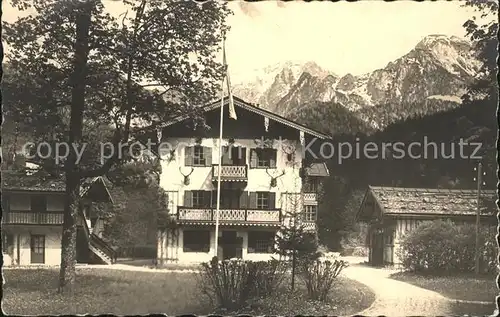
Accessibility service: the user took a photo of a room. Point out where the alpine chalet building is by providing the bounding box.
[156,96,330,264]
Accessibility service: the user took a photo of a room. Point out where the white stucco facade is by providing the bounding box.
[2,193,65,266]
[157,136,319,264]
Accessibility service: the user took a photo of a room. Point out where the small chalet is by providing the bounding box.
[356,186,497,266]
[2,171,118,266]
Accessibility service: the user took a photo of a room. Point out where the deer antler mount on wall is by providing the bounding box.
[179,167,194,185]
[266,168,286,188]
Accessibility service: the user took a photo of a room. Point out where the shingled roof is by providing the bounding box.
[1,171,115,203]
[2,171,66,192]
[305,162,329,177]
[360,186,498,218]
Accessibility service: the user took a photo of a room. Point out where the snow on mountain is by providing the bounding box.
[231,61,334,109]
[231,34,481,129]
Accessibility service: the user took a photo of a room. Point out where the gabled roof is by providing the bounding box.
[2,171,115,203]
[305,162,329,177]
[358,185,498,219]
[163,96,331,139]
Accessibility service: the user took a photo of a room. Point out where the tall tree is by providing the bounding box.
[4,0,231,291]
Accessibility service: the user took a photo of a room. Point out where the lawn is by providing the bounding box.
[390,271,497,303]
[2,267,375,315]
[2,268,209,315]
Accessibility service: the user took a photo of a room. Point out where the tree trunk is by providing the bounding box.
[58,1,93,293]
[291,250,296,291]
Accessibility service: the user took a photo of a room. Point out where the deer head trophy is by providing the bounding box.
[282,143,296,163]
[266,168,286,188]
[179,166,194,185]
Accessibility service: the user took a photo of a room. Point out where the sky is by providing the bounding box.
[2,0,477,79]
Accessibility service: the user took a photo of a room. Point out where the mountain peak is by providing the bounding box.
[415,34,470,51]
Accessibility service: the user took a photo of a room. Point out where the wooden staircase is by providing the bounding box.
[89,233,116,264]
[80,211,116,265]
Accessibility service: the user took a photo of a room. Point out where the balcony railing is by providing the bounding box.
[303,192,317,201]
[2,212,64,225]
[212,164,247,181]
[177,207,281,224]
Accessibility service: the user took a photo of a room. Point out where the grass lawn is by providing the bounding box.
[2,268,209,315]
[2,267,374,315]
[390,271,497,303]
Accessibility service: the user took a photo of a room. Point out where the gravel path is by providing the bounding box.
[342,263,452,316]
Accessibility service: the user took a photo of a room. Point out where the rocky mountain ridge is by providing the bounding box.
[231,34,481,131]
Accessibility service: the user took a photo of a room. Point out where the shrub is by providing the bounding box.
[197,257,287,311]
[299,259,348,301]
[397,220,497,274]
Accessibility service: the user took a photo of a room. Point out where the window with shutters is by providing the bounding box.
[192,191,207,208]
[251,148,276,168]
[183,230,210,252]
[193,146,206,166]
[248,231,275,253]
[256,192,269,209]
[304,205,317,222]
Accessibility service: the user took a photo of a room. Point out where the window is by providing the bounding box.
[30,196,47,212]
[256,192,269,209]
[248,231,275,253]
[2,232,13,254]
[304,178,319,192]
[304,205,317,222]
[250,148,277,168]
[192,191,210,208]
[213,190,242,209]
[183,230,210,252]
[30,235,45,264]
[193,146,206,166]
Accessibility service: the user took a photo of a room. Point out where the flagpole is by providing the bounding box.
[214,39,226,258]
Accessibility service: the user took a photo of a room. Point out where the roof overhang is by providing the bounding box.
[162,96,331,140]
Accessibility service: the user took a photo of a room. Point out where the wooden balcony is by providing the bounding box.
[212,164,247,182]
[2,212,64,225]
[303,192,317,205]
[177,207,281,225]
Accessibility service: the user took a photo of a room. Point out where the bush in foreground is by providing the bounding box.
[196,257,287,311]
[397,220,497,274]
[300,258,348,301]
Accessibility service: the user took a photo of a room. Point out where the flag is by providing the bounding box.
[264,117,269,132]
[223,43,237,120]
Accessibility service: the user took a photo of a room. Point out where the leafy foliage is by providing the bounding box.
[397,220,497,274]
[197,257,287,311]
[299,259,349,301]
[3,0,231,176]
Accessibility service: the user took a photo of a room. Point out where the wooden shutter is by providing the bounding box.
[248,192,257,209]
[183,191,193,207]
[204,147,212,166]
[221,146,230,165]
[269,192,276,209]
[239,191,248,208]
[184,147,193,166]
[269,150,277,168]
[250,149,257,168]
[203,191,212,207]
